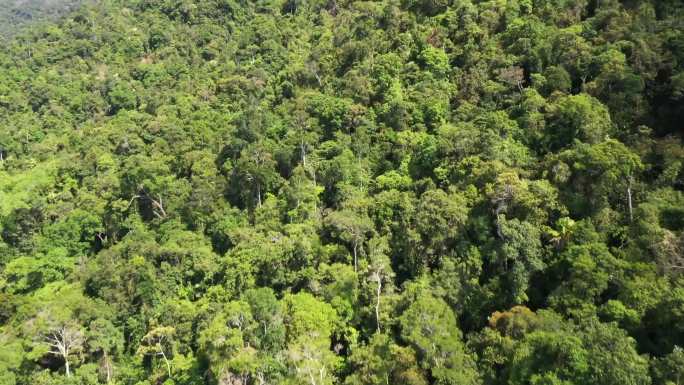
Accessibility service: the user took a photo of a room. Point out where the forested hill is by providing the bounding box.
[1,0,684,384]
[0,0,85,39]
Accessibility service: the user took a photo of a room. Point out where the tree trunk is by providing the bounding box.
[104,351,112,383]
[257,183,262,207]
[627,177,634,222]
[301,140,307,167]
[353,242,358,272]
[161,350,171,378]
[375,273,382,333]
[495,211,504,240]
[313,70,322,87]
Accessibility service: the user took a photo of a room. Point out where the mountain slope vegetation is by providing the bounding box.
[0,0,85,39]
[0,0,683,384]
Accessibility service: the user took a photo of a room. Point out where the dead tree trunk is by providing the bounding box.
[45,325,84,378]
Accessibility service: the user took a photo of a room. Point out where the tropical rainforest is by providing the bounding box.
[0,0,683,384]
[0,0,86,39]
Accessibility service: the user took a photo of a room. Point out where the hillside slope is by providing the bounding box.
[0,0,84,39]
[0,0,683,384]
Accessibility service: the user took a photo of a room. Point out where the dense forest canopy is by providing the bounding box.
[0,0,683,384]
[0,0,85,39]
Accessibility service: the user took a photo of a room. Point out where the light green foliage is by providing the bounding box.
[198,300,254,380]
[651,346,684,385]
[400,294,481,385]
[0,161,57,216]
[283,292,339,343]
[283,293,342,385]
[546,94,613,150]
[419,46,450,78]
